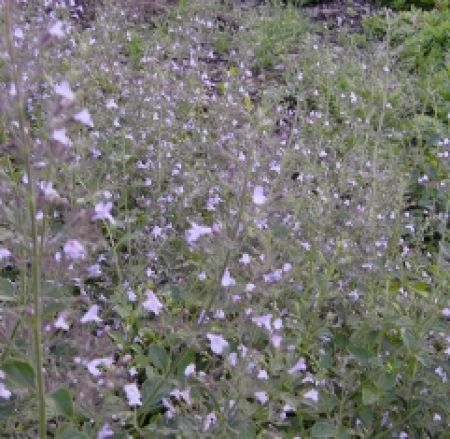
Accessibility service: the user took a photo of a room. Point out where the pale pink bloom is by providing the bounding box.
[74,108,94,127]
[206,333,228,355]
[54,312,70,331]
[63,239,86,260]
[53,128,72,146]
[142,290,163,315]
[253,185,266,205]
[54,81,74,101]
[254,391,268,404]
[221,269,236,287]
[123,383,142,406]
[185,222,212,244]
[303,388,319,402]
[92,201,115,224]
[80,304,102,324]
[289,358,307,375]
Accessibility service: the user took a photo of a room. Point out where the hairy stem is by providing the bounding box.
[4,1,46,437]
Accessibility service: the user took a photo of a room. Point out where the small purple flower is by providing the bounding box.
[92,201,115,224]
[63,239,86,260]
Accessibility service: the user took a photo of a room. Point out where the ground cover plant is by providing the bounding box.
[0,0,448,437]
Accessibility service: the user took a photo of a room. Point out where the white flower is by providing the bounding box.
[0,247,12,261]
[245,283,256,292]
[170,388,191,405]
[92,201,115,224]
[221,269,236,287]
[48,21,65,38]
[442,308,450,318]
[63,239,86,260]
[263,269,283,283]
[97,423,114,439]
[74,108,94,127]
[127,289,137,302]
[185,222,212,244]
[53,128,72,146]
[206,333,228,355]
[54,81,74,101]
[253,185,266,205]
[251,314,272,331]
[271,334,282,348]
[123,383,142,407]
[86,357,113,377]
[184,363,196,377]
[87,264,102,277]
[0,383,12,400]
[273,318,283,330]
[258,369,269,380]
[289,358,307,375]
[54,312,70,331]
[39,181,60,201]
[254,391,268,404]
[203,412,217,432]
[80,304,102,324]
[197,271,207,281]
[105,99,118,110]
[303,388,319,402]
[162,397,176,419]
[142,290,163,315]
[239,253,251,265]
[227,352,238,366]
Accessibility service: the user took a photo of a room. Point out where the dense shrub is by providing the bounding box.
[0,1,448,437]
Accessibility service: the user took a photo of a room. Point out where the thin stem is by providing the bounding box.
[4,2,46,437]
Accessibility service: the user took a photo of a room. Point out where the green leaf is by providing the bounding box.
[2,360,35,389]
[362,386,379,405]
[0,400,15,420]
[43,302,66,318]
[311,421,336,437]
[50,387,74,418]
[348,346,372,367]
[147,344,170,372]
[0,278,15,302]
